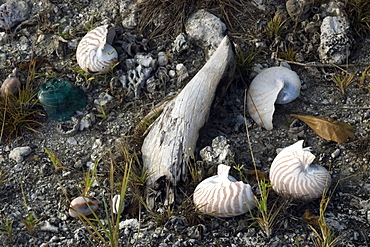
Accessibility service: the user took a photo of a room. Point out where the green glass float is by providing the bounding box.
[37,78,87,121]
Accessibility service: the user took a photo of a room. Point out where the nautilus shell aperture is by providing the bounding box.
[76,25,118,74]
[247,66,301,130]
[269,140,331,200]
[193,164,255,217]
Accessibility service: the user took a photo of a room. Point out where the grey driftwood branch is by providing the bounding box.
[141,36,236,209]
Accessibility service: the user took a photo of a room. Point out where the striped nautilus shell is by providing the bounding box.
[76,25,118,74]
[269,140,331,200]
[193,164,255,217]
[247,66,301,130]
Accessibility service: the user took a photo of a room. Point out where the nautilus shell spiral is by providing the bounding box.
[269,140,331,200]
[193,164,255,217]
[247,66,301,130]
[76,25,118,74]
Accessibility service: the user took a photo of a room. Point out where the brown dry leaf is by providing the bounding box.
[245,169,270,181]
[302,209,320,227]
[290,114,355,143]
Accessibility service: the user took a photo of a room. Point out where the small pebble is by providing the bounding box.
[331,148,340,158]
[9,146,32,163]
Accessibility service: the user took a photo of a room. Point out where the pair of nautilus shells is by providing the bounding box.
[76,25,118,74]
[193,141,331,217]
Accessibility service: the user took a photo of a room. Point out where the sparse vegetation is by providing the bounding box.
[279,46,297,61]
[267,10,288,38]
[0,84,42,142]
[75,143,132,247]
[44,147,67,171]
[235,46,262,75]
[305,189,341,247]
[332,70,355,94]
[19,213,41,234]
[360,64,370,91]
[0,168,7,187]
[82,154,105,197]
[188,161,204,185]
[0,216,13,241]
[345,0,370,37]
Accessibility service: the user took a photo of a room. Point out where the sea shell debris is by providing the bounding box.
[112,194,124,214]
[1,76,21,97]
[76,25,118,74]
[269,140,331,200]
[193,164,255,217]
[247,66,301,130]
[69,196,99,218]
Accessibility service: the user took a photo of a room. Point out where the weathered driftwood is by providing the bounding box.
[141,36,235,208]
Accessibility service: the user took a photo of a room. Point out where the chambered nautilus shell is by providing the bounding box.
[193,164,255,217]
[247,66,301,130]
[269,140,331,200]
[76,25,118,74]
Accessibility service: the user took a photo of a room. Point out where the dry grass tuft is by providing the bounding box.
[136,0,256,41]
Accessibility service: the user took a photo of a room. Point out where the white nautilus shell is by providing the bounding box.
[269,140,331,200]
[193,164,255,217]
[76,25,118,74]
[247,66,301,130]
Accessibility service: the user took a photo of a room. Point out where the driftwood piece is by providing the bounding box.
[141,36,235,208]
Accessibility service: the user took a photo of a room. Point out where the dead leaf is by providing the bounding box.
[245,169,270,181]
[290,114,355,143]
[302,209,320,226]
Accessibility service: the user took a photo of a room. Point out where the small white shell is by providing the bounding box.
[112,194,124,214]
[76,25,118,74]
[1,76,21,97]
[69,196,99,218]
[269,140,331,200]
[247,66,301,130]
[193,164,255,217]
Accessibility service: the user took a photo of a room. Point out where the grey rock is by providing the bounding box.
[66,137,78,145]
[321,0,344,17]
[9,146,32,163]
[135,54,156,68]
[200,136,234,165]
[172,33,189,53]
[120,0,139,29]
[0,0,31,29]
[186,9,226,57]
[175,63,188,86]
[157,51,168,66]
[145,76,158,93]
[164,216,187,231]
[318,15,351,64]
[79,113,96,131]
[94,92,114,106]
[252,0,266,11]
[119,218,140,231]
[39,221,59,233]
[286,0,311,22]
